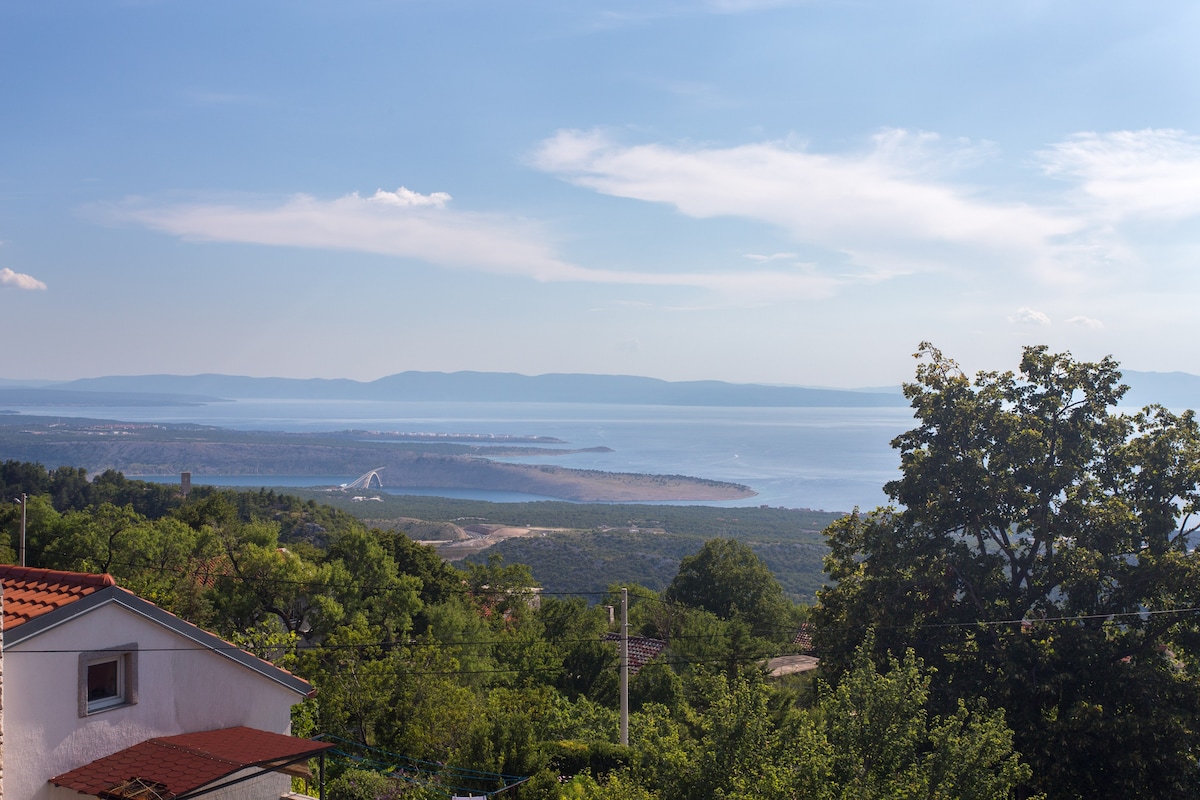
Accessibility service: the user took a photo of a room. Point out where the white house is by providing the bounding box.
[0,565,331,800]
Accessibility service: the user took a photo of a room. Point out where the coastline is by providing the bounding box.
[0,416,756,503]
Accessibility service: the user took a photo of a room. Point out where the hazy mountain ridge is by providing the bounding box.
[3,368,1199,410]
[53,371,910,407]
[1117,370,1200,409]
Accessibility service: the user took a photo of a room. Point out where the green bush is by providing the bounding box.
[325,769,392,800]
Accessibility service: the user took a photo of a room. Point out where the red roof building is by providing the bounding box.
[0,565,321,800]
[603,633,668,675]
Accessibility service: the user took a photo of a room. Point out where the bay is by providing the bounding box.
[15,400,916,512]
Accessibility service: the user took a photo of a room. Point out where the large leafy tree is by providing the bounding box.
[814,343,1200,799]
[784,639,1030,800]
[665,538,792,639]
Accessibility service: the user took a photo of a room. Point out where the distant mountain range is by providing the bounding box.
[1118,371,1200,409]
[0,368,1198,410]
[2,372,910,408]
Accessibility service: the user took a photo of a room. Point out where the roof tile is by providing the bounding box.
[50,727,335,797]
[0,565,116,631]
[603,633,667,675]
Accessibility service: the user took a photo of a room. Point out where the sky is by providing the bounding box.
[4,0,1200,386]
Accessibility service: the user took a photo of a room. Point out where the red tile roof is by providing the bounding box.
[603,633,667,675]
[0,565,116,631]
[792,623,814,652]
[50,726,335,798]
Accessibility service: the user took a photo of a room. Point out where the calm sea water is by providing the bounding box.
[22,400,915,512]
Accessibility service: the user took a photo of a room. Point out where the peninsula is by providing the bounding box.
[0,415,755,503]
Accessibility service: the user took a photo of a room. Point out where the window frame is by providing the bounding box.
[79,643,138,717]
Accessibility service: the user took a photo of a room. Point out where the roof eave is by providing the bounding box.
[4,586,313,697]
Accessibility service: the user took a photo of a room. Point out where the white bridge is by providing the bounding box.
[341,468,385,490]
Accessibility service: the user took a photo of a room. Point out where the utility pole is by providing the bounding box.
[620,587,629,746]
[15,492,27,567]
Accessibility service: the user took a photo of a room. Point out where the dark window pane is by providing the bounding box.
[88,659,119,701]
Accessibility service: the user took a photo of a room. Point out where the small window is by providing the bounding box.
[87,657,123,710]
[79,644,138,716]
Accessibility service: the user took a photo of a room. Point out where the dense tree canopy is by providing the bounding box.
[664,538,793,639]
[815,343,1200,800]
[1,457,1036,799]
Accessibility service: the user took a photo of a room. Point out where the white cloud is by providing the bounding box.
[533,128,1083,280]
[111,190,846,298]
[115,190,588,281]
[0,268,47,290]
[1009,307,1051,325]
[112,126,1200,309]
[369,187,452,208]
[1066,315,1103,328]
[1040,129,1200,221]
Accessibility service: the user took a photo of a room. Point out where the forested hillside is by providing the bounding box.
[0,459,1027,799]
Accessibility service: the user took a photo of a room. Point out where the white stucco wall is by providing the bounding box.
[4,600,305,800]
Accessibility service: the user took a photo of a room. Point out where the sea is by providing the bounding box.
[20,400,917,513]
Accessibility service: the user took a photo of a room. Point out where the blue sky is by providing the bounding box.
[4,0,1200,386]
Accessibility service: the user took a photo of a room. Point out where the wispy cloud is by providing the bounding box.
[0,268,47,291]
[534,126,1200,291]
[114,188,592,281]
[1066,315,1103,328]
[1041,129,1200,221]
[109,188,845,298]
[1009,307,1051,325]
[533,128,1083,280]
[110,126,1200,307]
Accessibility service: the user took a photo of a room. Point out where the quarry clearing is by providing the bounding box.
[425,522,576,560]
